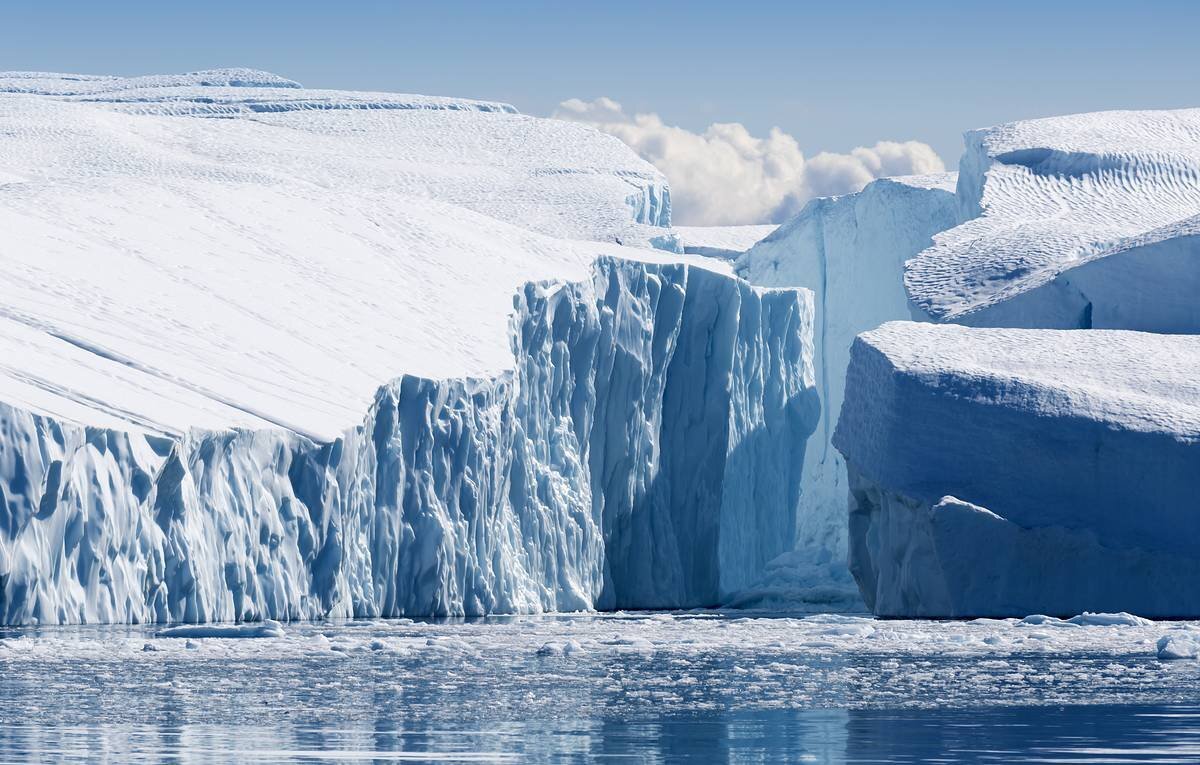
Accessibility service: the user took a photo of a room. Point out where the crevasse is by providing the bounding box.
[0,257,816,625]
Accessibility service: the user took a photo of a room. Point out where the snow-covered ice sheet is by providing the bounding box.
[0,68,677,438]
[907,108,1200,330]
[0,70,818,624]
[731,174,957,608]
[834,321,1200,617]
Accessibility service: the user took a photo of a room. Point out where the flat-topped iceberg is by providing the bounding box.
[0,71,816,624]
[834,321,1200,618]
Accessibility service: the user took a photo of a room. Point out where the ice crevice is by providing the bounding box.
[0,256,816,625]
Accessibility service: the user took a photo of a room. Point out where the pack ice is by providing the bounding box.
[831,109,1200,617]
[0,70,817,625]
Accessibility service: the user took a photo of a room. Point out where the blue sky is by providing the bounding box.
[4,1,1198,171]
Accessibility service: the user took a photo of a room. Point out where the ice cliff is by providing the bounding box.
[0,71,816,624]
[734,174,958,604]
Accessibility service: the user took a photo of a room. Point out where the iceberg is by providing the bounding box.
[0,71,817,624]
[907,109,1200,331]
[733,174,957,600]
[834,321,1200,618]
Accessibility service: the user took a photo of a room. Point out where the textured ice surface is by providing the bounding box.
[834,321,1200,617]
[0,256,816,625]
[907,108,1200,330]
[733,174,957,607]
[0,71,817,624]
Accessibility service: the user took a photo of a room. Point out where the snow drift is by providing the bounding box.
[907,109,1200,331]
[0,71,817,624]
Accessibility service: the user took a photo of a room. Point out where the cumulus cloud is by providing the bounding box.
[554,97,945,226]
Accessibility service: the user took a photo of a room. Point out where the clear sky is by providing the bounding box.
[4,0,1199,178]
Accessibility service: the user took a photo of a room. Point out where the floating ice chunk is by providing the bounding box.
[1067,613,1154,627]
[156,620,285,639]
[1019,615,1080,628]
[1157,634,1200,661]
[537,641,566,656]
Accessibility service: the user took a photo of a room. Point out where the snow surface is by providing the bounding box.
[733,174,957,606]
[0,70,818,624]
[907,108,1200,329]
[834,321,1200,617]
[0,69,680,439]
[673,224,778,259]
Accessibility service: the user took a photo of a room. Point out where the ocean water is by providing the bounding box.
[3,613,1199,762]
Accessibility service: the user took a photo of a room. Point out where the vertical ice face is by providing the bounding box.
[0,258,816,625]
[733,175,957,603]
[833,322,1200,618]
[832,108,1200,617]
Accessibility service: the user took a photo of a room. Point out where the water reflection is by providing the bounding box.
[5,706,1200,762]
[4,616,1200,762]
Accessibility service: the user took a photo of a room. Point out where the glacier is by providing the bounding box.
[0,70,817,624]
[733,174,958,603]
[834,322,1200,618]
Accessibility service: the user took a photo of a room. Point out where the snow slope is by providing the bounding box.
[907,109,1200,330]
[834,321,1200,618]
[0,70,817,624]
[0,69,680,440]
[733,174,957,604]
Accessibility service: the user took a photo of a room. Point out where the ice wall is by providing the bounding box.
[0,258,816,625]
[834,322,1200,618]
[733,175,957,601]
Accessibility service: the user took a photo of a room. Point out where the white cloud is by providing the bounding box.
[553,98,946,226]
